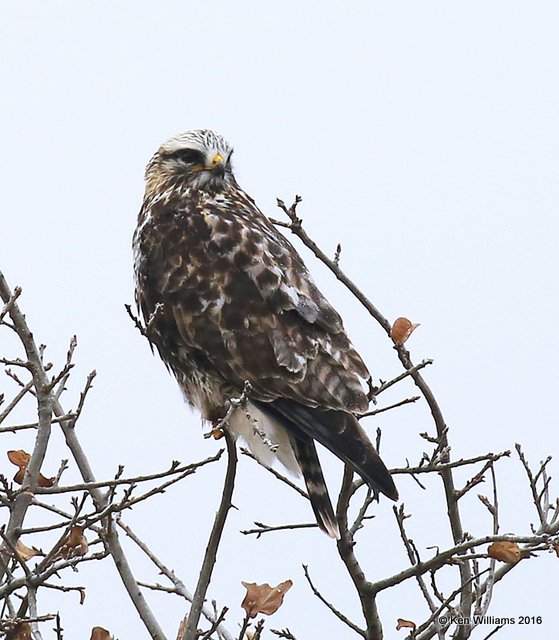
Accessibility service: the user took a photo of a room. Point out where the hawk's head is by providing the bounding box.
[145,129,236,195]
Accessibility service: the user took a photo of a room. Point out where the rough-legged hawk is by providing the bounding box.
[133,129,398,537]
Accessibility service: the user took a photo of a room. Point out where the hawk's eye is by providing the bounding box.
[172,149,205,165]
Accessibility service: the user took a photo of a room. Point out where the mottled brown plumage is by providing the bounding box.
[133,129,397,537]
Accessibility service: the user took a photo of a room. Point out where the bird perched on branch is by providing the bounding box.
[133,129,397,538]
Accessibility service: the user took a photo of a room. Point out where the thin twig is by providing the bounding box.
[241,522,317,537]
[184,429,238,640]
[360,395,420,417]
[302,563,364,636]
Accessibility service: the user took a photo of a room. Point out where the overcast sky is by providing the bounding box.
[1,2,558,638]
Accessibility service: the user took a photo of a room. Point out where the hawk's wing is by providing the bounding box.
[140,189,371,415]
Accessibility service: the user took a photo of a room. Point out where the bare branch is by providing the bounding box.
[359,395,420,418]
[302,563,364,636]
[241,522,317,537]
[184,429,238,640]
[0,271,167,640]
[118,519,234,640]
[240,448,308,500]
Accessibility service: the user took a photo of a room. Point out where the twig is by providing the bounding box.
[0,286,21,323]
[36,454,222,495]
[473,466,499,622]
[51,335,77,400]
[0,380,35,425]
[236,612,251,640]
[184,429,238,640]
[125,302,164,341]
[0,413,76,434]
[199,607,229,640]
[302,563,364,636]
[240,448,308,500]
[516,444,549,530]
[271,629,298,640]
[390,451,511,477]
[480,624,505,640]
[393,504,438,616]
[360,395,420,417]
[370,531,558,596]
[412,569,490,639]
[0,271,167,640]
[69,370,96,427]
[336,465,378,639]
[372,361,433,397]
[118,519,234,640]
[241,522,317,537]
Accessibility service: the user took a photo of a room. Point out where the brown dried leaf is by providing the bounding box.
[8,449,30,485]
[241,580,293,618]
[90,627,112,640]
[15,540,43,561]
[8,449,31,468]
[6,622,31,640]
[7,449,55,487]
[37,472,55,487]
[391,317,420,346]
[58,525,88,559]
[488,541,521,564]
[396,618,417,631]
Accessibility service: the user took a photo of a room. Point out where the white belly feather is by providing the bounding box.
[228,401,301,477]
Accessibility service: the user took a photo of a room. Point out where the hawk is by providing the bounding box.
[133,129,398,538]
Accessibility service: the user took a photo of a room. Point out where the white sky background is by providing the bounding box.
[1,1,558,638]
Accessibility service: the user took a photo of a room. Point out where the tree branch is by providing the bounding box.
[183,429,238,640]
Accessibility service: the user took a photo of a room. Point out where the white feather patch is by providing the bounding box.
[228,401,300,476]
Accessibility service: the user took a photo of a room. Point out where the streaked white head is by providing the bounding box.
[145,129,236,193]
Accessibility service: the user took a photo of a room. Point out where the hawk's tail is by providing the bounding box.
[256,398,398,502]
[290,434,340,539]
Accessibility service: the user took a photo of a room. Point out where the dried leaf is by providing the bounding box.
[15,540,43,561]
[90,627,112,640]
[488,541,521,564]
[58,525,88,559]
[7,449,55,487]
[8,449,30,484]
[6,622,31,640]
[391,317,420,346]
[241,580,293,618]
[8,449,31,468]
[396,618,417,631]
[37,472,55,488]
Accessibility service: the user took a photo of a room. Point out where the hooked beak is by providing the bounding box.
[208,153,225,177]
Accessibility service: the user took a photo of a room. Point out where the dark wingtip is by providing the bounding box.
[383,481,399,502]
[361,452,399,501]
